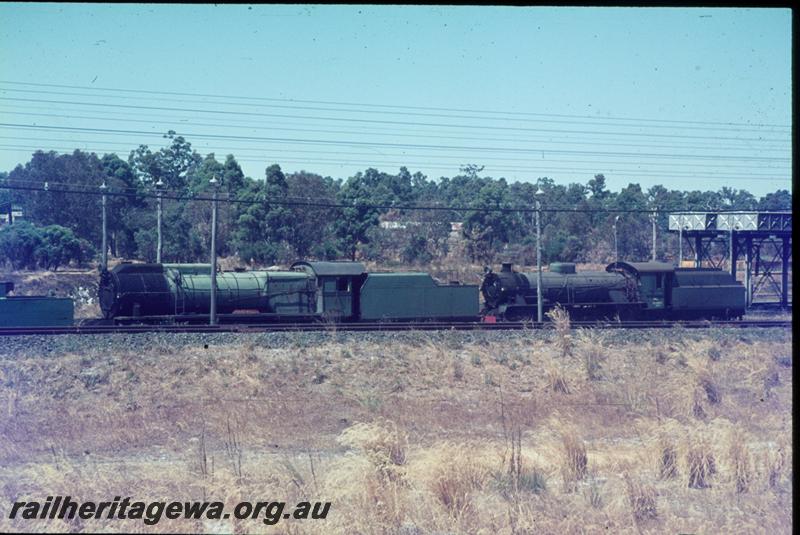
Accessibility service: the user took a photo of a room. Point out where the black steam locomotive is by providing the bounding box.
[480,261,746,320]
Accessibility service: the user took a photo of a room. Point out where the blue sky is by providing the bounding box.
[0,4,791,197]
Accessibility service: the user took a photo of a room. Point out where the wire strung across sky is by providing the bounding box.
[1,108,790,152]
[0,99,789,144]
[0,80,790,192]
[0,145,786,182]
[0,179,782,215]
[0,123,789,162]
[0,80,791,129]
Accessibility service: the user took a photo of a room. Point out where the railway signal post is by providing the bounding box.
[209,175,219,326]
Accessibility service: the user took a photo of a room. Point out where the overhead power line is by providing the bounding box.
[0,123,790,162]
[0,136,791,171]
[0,87,790,134]
[0,79,790,129]
[0,97,790,143]
[0,144,789,182]
[0,140,790,172]
[0,108,790,152]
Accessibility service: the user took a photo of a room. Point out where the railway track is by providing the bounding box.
[0,319,791,336]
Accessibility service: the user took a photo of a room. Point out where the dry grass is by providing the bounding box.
[546,304,572,356]
[624,474,658,524]
[560,431,588,492]
[657,438,679,481]
[686,440,716,489]
[0,327,792,534]
[728,429,754,494]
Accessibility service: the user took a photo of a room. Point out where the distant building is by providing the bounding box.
[379,221,409,230]
[0,203,23,225]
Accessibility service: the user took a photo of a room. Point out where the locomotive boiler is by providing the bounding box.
[99,263,317,322]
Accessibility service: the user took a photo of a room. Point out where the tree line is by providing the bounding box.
[0,132,792,271]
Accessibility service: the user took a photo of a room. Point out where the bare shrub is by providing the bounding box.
[625,475,658,523]
[223,417,243,480]
[338,420,408,482]
[495,426,547,498]
[765,445,787,489]
[547,305,572,356]
[582,343,605,381]
[728,431,753,494]
[707,347,721,362]
[763,364,780,396]
[547,366,570,394]
[698,371,721,405]
[452,355,464,381]
[657,440,678,480]
[561,432,587,491]
[687,442,716,489]
[690,388,707,420]
[584,478,603,509]
[430,445,488,515]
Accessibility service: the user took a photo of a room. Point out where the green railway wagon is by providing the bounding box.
[0,282,74,327]
[359,272,479,321]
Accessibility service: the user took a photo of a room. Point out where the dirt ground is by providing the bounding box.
[0,326,792,534]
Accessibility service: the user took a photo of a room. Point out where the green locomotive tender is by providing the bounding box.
[0,281,74,327]
[99,261,480,324]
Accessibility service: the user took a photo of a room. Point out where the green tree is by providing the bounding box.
[461,177,520,263]
[0,221,43,269]
[285,171,341,259]
[35,225,87,270]
[128,131,202,190]
[335,168,399,260]
[758,189,792,211]
[8,150,112,257]
[230,164,295,265]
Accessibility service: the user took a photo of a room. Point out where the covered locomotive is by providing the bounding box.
[481,261,746,320]
[99,261,479,324]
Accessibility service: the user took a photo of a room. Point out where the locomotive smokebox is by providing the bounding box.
[99,263,173,319]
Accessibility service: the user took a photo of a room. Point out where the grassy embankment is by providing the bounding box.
[0,323,792,534]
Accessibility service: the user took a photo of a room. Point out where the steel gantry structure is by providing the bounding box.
[669,211,792,307]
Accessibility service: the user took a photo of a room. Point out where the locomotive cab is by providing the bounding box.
[290,261,367,321]
[605,261,745,320]
[606,261,674,313]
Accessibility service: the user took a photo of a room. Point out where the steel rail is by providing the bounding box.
[0,320,791,337]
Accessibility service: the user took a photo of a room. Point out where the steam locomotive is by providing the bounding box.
[96,259,746,324]
[480,261,746,321]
